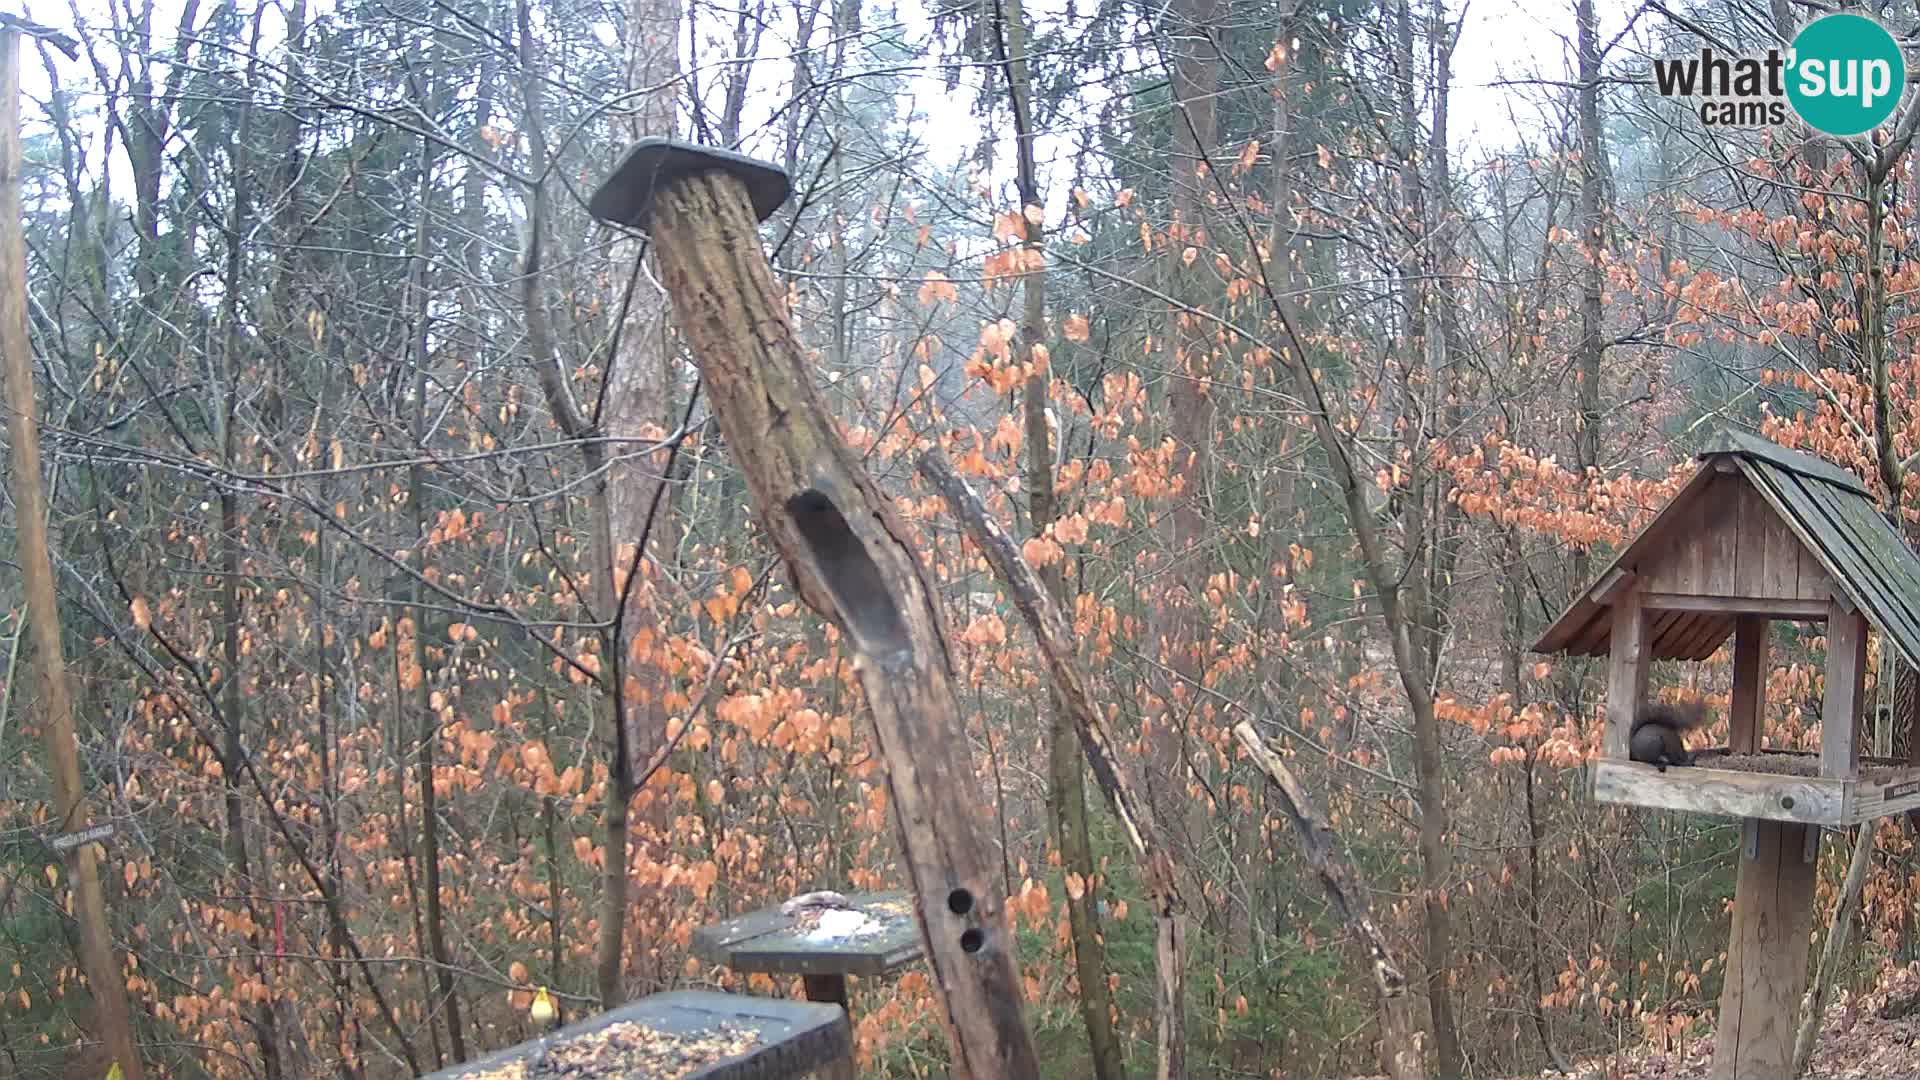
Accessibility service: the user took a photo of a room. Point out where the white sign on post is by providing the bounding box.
[47,822,115,854]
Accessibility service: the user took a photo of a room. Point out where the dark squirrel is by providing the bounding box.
[1630,700,1711,769]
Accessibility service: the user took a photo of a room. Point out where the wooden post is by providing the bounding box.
[1729,615,1767,754]
[0,27,146,1079]
[589,140,1040,1080]
[1603,588,1649,760]
[800,975,853,1080]
[1823,601,1867,780]
[1712,820,1819,1080]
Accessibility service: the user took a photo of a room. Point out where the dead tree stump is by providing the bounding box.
[589,139,1040,1080]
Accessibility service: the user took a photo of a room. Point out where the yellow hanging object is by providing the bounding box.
[529,986,556,1027]
[106,1065,124,1080]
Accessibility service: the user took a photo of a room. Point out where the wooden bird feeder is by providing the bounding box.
[1534,429,1920,1079]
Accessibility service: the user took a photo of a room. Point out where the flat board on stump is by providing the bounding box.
[692,892,923,978]
[420,990,850,1080]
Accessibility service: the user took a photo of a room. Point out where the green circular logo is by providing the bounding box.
[1787,13,1906,137]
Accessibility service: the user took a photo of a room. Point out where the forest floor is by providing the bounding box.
[1503,965,1920,1079]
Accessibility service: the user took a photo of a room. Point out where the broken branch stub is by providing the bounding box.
[589,138,1040,1080]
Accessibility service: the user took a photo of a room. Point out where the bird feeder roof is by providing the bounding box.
[1532,430,1920,670]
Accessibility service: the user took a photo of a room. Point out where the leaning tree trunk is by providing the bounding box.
[0,28,146,1078]
[607,149,1043,1079]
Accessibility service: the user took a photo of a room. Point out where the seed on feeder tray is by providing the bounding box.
[528,1020,761,1078]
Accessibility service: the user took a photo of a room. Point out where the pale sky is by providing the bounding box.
[10,0,1619,231]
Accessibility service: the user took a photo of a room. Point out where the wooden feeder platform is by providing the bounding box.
[1592,749,1920,825]
[420,990,851,1080]
[692,892,923,981]
[1534,430,1920,1080]
[692,891,923,1080]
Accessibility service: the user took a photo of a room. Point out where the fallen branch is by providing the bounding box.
[1230,721,1423,1080]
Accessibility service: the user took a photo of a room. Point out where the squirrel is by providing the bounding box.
[1629,700,1711,770]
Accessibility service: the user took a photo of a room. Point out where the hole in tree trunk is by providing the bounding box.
[785,489,911,662]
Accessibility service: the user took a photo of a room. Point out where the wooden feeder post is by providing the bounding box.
[588,139,1041,1080]
[1532,432,1920,1080]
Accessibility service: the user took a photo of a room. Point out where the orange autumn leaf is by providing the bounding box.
[1022,536,1064,568]
[916,271,959,306]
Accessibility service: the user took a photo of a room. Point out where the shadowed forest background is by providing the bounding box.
[8,0,1920,1075]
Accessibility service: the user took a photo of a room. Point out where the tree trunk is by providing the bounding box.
[1388,0,1461,1072]
[407,100,467,1062]
[1507,528,1570,1072]
[1155,0,1223,889]
[514,0,639,1009]
[1794,824,1874,1075]
[990,0,1126,1074]
[601,0,682,998]
[1571,0,1607,596]
[217,21,283,1068]
[0,28,147,1079]
[638,160,1043,1079]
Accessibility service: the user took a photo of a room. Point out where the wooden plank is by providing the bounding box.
[1646,610,1692,661]
[1650,607,1687,640]
[1744,464,1832,606]
[1711,820,1820,1080]
[1604,590,1650,760]
[1568,608,1613,657]
[1702,475,1740,596]
[1671,612,1732,661]
[1670,484,1711,595]
[1588,567,1635,605]
[1762,499,1804,599]
[1638,594,1828,618]
[1729,616,1767,753]
[422,990,854,1080]
[1733,481,1769,597]
[802,978,856,1080]
[1702,429,1872,495]
[1823,604,1868,780]
[1609,608,1680,662]
[1849,764,1920,823]
[1795,540,1831,600]
[1660,611,1709,659]
[1685,621,1737,662]
[1799,478,1920,639]
[1543,597,1608,657]
[1591,761,1845,824]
